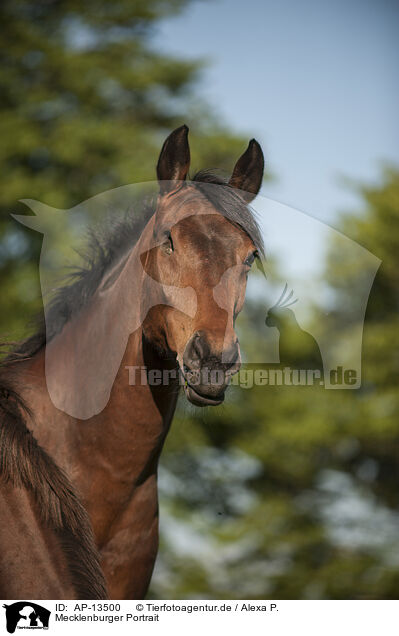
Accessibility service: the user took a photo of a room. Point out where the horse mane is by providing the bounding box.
[0,377,107,599]
[5,172,264,363]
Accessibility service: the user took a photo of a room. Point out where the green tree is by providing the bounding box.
[0,0,247,337]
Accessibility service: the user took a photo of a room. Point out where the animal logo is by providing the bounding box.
[3,602,50,633]
[265,283,324,374]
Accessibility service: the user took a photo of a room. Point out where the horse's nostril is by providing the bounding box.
[192,335,202,359]
[222,344,240,367]
[186,331,209,364]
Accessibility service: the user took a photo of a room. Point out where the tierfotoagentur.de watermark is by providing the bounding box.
[125,365,358,388]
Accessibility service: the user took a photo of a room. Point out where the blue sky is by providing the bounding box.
[158,0,399,226]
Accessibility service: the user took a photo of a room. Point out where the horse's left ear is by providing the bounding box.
[229,139,264,202]
[157,124,190,194]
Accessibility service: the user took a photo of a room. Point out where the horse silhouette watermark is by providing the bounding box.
[10,126,381,420]
[12,185,380,417]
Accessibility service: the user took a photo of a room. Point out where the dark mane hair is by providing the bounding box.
[192,170,264,255]
[0,377,107,598]
[5,172,264,362]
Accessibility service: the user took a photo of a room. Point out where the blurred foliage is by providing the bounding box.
[150,169,399,600]
[1,0,398,601]
[0,0,248,339]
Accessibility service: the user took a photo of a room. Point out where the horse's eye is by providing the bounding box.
[244,250,257,267]
[161,232,174,255]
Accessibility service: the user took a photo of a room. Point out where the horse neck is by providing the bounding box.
[4,220,180,579]
[98,327,179,464]
[91,216,180,440]
[44,220,179,478]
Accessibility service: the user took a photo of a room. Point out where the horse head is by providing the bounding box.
[139,125,264,405]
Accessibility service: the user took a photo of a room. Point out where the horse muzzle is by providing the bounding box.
[181,331,241,407]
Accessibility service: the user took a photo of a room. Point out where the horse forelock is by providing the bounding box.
[192,171,264,256]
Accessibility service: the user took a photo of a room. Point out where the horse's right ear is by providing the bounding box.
[157,125,190,194]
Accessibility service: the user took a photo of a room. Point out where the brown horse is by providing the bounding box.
[1,125,264,598]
